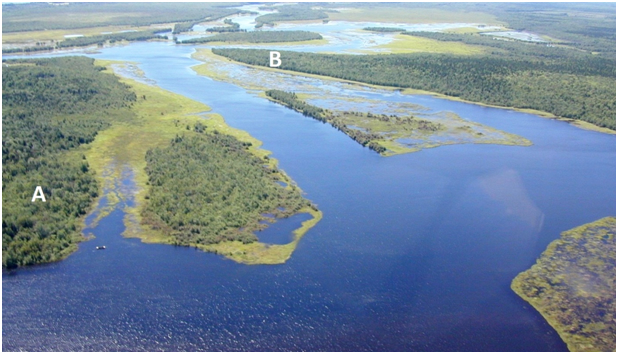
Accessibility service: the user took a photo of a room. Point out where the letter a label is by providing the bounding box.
[270,51,281,67]
[32,186,46,202]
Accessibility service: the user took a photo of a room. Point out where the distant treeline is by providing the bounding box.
[216,48,616,130]
[254,5,328,28]
[363,27,406,33]
[206,18,244,33]
[2,2,242,32]
[2,29,170,54]
[141,130,312,246]
[2,57,136,269]
[265,90,387,153]
[179,31,321,44]
[57,29,169,48]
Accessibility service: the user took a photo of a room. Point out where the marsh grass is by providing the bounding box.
[84,60,322,264]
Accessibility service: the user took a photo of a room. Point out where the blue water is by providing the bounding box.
[3,39,615,351]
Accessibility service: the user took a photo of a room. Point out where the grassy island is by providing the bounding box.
[512,217,616,351]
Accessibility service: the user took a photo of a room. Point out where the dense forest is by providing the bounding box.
[215,48,616,130]
[254,5,329,28]
[141,130,312,246]
[2,2,242,32]
[2,57,136,269]
[179,31,321,44]
[57,29,169,48]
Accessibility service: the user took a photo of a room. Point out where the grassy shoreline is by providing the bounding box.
[199,49,614,135]
[84,59,322,265]
[511,217,616,351]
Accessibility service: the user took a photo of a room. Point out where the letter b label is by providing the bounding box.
[270,51,281,67]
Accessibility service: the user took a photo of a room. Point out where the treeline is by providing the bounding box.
[179,31,321,44]
[363,27,406,33]
[2,57,137,269]
[2,2,242,33]
[57,29,169,48]
[141,130,312,246]
[254,5,328,28]
[215,48,616,130]
[206,18,244,33]
[173,22,198,34]
[265,90,387,153]
[403,31,615,74]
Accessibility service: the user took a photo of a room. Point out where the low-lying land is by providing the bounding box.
[1,56,321,269]
[95,61,321,265]
[511,217,616,352]
[265,90,530,155]
[2,57,136,269]
[178,30,322,45]
[192,48,532,155]
[211,48,616,131]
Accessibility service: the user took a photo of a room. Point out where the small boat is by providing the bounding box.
[96,246,106,250]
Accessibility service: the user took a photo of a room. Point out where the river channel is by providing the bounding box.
[2,27,616,351]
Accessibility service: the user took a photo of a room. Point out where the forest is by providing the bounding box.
[2,2,242,32]
[179,31,321,44]
[254,5,329,28]
[214,48,616,130]
[56,29,169,48]
[141,130,312,246]
[2,57,137,269]
[363,27,406,33]
[205,19,244,33]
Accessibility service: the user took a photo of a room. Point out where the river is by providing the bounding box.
[2,30,615,351]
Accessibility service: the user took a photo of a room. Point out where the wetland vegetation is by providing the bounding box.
[511,217,616,352]
[2,57,136,269]
[178,30,322,45]
[213,48,616,130]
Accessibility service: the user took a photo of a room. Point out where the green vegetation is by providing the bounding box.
[57,29,169,48]
[179,31,321,44]
[3,29,170,54]
[362,33,485,55]
[213,48,615,130]
[2,57,137,269]
[264,90,530,156]
[2,2,241,33]
[173,22,199,35]
[206,18,244,33]
[141,130,314,246]
[363,27,406,33]
[254,5,328,28]
[266,90,388,154]
[512,217,616,352]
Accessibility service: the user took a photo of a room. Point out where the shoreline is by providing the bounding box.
[84,59,322,265]
[201,48,615,135]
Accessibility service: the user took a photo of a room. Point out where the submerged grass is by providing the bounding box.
[359,33,485,55]
[512,217,616,352]
[84,59,321,264]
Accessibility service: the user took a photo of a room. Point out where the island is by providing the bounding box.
[511,217,616,351]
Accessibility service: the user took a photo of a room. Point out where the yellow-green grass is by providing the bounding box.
[358,33,485,55]
[2,24,163,44]
[328,7,502,25]
[83,59,321,264]
[197,49,612,135]
[512,217,616,352]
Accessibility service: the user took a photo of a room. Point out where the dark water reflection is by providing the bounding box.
[3,41,615,351]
